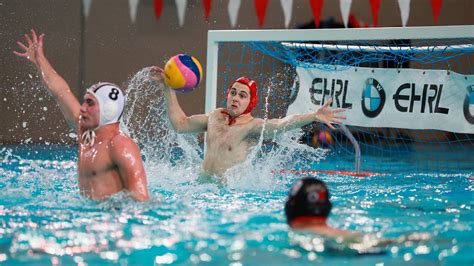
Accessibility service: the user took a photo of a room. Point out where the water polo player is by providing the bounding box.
[285,177,431,251]
[14,29,149,201]
[150,67,346,178]
[284,177,361,241]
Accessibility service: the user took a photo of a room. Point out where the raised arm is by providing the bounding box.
[110,135,149,201]
[250,99,346,139]
[13,30,81,130]
[150,67,208,133]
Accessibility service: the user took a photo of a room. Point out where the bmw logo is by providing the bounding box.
[361,78,386,118]
[463,85,474,124]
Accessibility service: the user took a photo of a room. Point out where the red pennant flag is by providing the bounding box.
[369,0,380,27]
[309,0,324,28]
[154,0,162,19]
[203,0,212,22]
[431,0,442,24]
[254,0,269,27]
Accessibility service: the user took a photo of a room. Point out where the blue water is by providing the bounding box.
[0,144,473,265]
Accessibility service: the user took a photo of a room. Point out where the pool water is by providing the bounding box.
[1,70,473,265]
[0,143,473,266]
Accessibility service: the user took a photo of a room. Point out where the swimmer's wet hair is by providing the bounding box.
[284,177,332,224]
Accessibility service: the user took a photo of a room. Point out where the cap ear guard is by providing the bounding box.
[102,101,118,121]
[290,179,303,196]
[86,82,125,128]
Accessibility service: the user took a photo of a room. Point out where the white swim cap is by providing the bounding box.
[86,82,125,128]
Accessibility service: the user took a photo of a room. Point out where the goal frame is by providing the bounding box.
[205,25,474,114]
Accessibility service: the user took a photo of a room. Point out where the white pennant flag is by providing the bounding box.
[398,0,411,27]
[228,0,241,28]
[339,0,352,28]
[280,0,293,28]
[82,0,92,18]
[175,0,187,27]
[128,0,140,23]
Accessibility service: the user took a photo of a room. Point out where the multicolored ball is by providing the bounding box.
[311,130,334,148]
[318,131,334,146]
[163,54,203,93]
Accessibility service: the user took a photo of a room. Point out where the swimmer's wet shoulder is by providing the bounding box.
[108,133,149,201]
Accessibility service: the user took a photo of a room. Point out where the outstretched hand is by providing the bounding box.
[315,99,346,130]
[149,66,164,81]
[13,29,45,66]
[149,66,173,94]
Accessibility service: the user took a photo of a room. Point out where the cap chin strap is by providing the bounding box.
[81,121,119,147]
[221,110,243,125]
[81,129,96,147]
[221,99,254,126]
[81,107,120,147]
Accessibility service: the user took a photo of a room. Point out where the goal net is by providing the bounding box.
[205,26,474,173]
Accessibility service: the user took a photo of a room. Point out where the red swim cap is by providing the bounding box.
[226,76,258,115]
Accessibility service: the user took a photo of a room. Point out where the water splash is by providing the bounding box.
[1,70,472,265]
[122,68,328,192]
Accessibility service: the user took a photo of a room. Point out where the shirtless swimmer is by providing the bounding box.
[14,30,149,201]
[151,70,345,178]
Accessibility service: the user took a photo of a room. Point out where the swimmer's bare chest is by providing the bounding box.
[77,143,118,180]
[206,111,251,151]
[77,142,126,199]
[201,110,263,176]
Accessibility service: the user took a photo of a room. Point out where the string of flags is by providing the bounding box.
[82,0,444,28]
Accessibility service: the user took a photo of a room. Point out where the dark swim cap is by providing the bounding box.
[284,177,332,224]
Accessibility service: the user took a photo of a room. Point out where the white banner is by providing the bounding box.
[287,65,474,134]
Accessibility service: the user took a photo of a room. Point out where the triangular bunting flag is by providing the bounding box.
[431,0,442,24]
[228,0,241,27]
[128,0,140,23]
[339,0,352,28]
[82,0,92,18]
[309,0,324,28]
[154,0,162,19]
[203,0,212,22]
[254,0,269,27]
[175,0,187,27]
[280,0,293,28]
[397,0,410,27]
[369,0,380,27]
